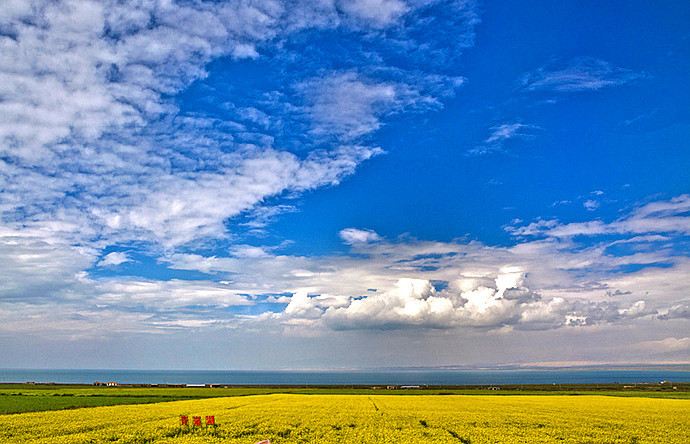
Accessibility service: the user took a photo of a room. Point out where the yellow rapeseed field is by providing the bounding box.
[0,394,687,443]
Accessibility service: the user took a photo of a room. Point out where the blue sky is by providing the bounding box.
[0,0,688,369]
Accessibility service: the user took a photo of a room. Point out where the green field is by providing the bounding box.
[0,385,251,415]
[0,392,688,443]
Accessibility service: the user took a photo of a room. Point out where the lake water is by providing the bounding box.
[1,368,688,385]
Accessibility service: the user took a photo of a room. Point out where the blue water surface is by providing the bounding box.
[0,369,687,385]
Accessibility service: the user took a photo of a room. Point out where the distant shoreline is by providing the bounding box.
[2,381,689,394]
[362,363,690,372]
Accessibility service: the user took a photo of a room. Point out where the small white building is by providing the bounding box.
[106,381,118,387]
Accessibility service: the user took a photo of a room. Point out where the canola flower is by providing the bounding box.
[0,394,687,443]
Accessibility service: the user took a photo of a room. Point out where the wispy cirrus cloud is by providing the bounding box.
[519,57,647,92]
[300,72,402,141]
[299,70,463,143]
[467,57,645,157]
[467,122,541,156]
[484,123,538,143]
[509,194,690,238]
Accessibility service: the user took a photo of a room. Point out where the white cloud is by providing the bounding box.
[0,224,97,303]
[633,337,690,353]
[240,205,299,229]
[583,199,600,211]
[230,245,272,258]
[97,252,131,267]
[279,268,657,331]
[105,147,386,246]
[298,68,463,145]
[95,279,252,309]
[338,0,409,28]
[657,304,690,320]
[340,228,382,244]
[520,57,647,92]
[301,72,406,141]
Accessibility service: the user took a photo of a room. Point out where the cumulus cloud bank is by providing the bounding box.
[137,194,688,336]
[277,268,656,331]
[0,192,687,370]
